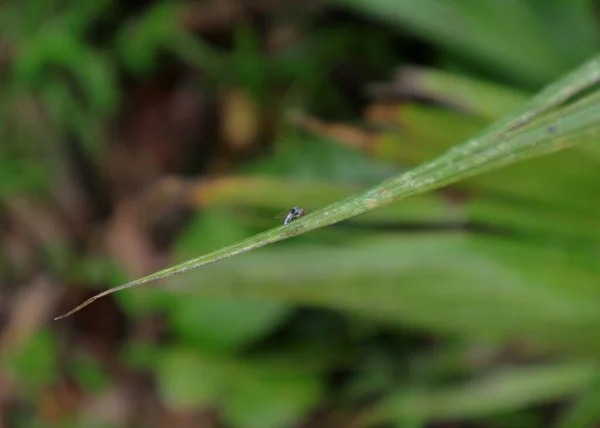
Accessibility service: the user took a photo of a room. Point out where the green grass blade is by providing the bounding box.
[187,175,600,242]
[378,362,599,424]
[383,67,528,120]
[331,0,595,87]
[555,380,600,428]
[185,176,463,226]
[54,53,600,320]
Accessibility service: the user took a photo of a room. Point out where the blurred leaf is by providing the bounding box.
[175,210,250,256]
[71,257,128,288]
[163,233,600,353]
[246,128,399,183]
[530,0,599,67]
[116,2,182,73]
[223,362,324,428]
[0,151,49,196]
[14,29,118,114]
[169,297,291,353]
[156,347,224,410]
[19,0,54,36]
[9,16,118,160]
[70,354,111,393]
[390,103,485,157]
[122,341,162,370]
[62,0,112,35]
[466,196,600,243]
[116,285,180,317]
[378,362,599,425]
[331,0,594,87]
[556,379,600,428]
[170,30,226,77]
[71,51,118,114]
[232,24,266,100]
[3,330,59,392]
[117,2,225,76]
[375,67,528,120]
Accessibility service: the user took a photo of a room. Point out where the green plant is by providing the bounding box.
[54,52,600,321]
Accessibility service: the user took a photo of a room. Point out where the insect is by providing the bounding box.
[276,207,306,225]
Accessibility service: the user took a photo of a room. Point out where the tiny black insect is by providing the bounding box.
[276,207,306,225]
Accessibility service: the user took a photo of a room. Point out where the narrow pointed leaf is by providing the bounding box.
[54,54,600,320]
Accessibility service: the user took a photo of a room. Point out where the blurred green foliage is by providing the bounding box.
[2,0,600,427]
